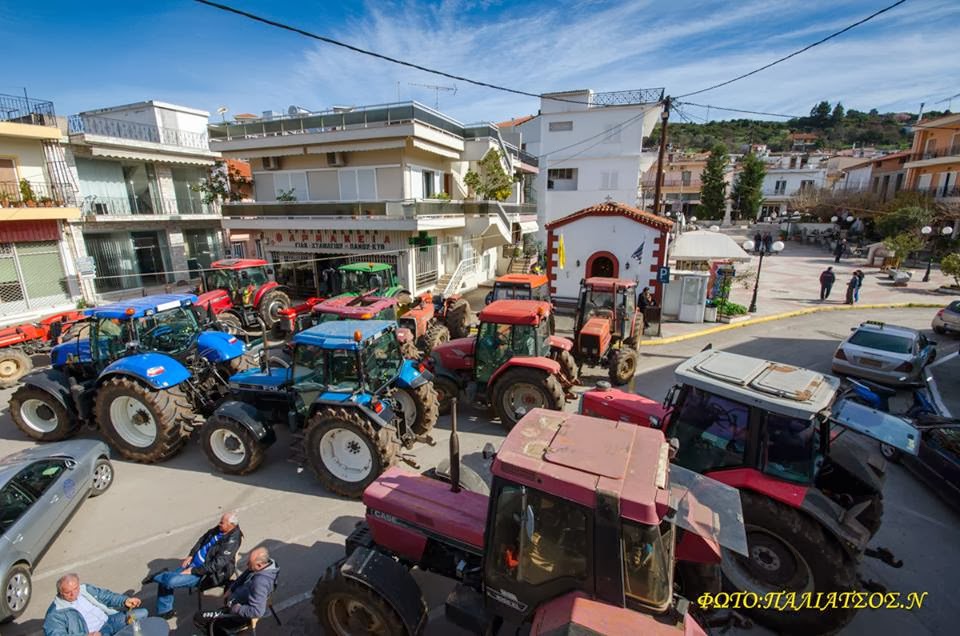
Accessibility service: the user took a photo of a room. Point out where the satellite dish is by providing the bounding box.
[288,105,309,116]
[217,106,229,115]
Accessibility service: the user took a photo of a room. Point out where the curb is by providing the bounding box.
[640,302,946,346]
[926,350,957,418]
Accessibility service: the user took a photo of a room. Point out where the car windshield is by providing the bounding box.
[848,330,913,354]
[622,520,674,611]
[362,330,402,393]
[492,284,531,301]
[947,301,960,314]
[134,307,199,354]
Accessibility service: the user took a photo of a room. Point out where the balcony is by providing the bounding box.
[0,179,79,220]
[68,114,209,150]
[903,185,960,200]
[221,198,534,219]
[82,194,215,218]
[904,145,960,168]
[0,93,56,126]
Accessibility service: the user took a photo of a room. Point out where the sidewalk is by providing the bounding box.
[648,228,959,343]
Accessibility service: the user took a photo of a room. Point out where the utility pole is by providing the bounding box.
[653,96,671,215]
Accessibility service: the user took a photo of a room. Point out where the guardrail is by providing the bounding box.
[0,180,76,207]
[81,195,215,216]
[69,114,209,150]
[0,93,56,125]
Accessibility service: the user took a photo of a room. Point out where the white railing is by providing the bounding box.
[493,201,513,242]
[443,256,478,297]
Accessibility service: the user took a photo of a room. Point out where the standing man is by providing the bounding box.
[44,574,147,636]
[753,231,762,254]
[762,232,773,254]
[819,267,836,301]
[845,271,860,305]
[144,511,243,619]
[854,270,865,303]
[834,239,847,264]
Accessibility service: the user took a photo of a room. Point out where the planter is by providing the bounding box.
[718,314,751,324]
[704,306,718,322]
[936,286,960,295]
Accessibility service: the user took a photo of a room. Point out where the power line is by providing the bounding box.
[678,101,801,119]
[676,0,909,99]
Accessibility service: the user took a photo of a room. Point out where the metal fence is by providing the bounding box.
[68,114,209,150]
[0,179,77,207]
[0,93,56,125]
[82,195,214,216]
[414,244,439,288]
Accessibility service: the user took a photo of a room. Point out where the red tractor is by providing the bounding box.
[580,348,921,634]
[426,300,578,427]
[572,277,642,385]
[196,258,295,333]
[0,310,84,387]
[312,406,748,636]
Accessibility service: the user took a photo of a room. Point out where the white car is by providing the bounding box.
[932,301,960,335]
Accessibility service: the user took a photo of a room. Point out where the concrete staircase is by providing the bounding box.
[509,255,537,274]
[435,273,455,293]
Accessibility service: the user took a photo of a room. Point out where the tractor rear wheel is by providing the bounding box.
[314,568,408,636]
[216,312,243,335]
[720,491,857,635]
[0,349,32,388]
[201,414,266,475]
[304,407,397,498]
[555,349,578,383]
[433,376,459,415]
[420,322,450,355]
[399,339,419,360]
[258,290,291,326]
[10,385,78,442]
[445,299,472,339]
[392,382,439,437]
[492,368,565,429]
[95,378,191,463]
[609,348,638,385]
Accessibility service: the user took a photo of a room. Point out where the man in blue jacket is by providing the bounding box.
[193,546,279,635]
[44,573,147,636]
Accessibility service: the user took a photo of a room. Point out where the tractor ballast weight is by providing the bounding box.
[197,258,293,331]
[572,277,642,385]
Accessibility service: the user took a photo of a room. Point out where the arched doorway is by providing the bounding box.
[586,251,619,278]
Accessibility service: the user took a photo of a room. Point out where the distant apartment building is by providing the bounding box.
[208,102,538,297]
[759,154,827,217]
[64,101,223,298]
[639,150,737,216]
[833,151,909,202]
[904,114,960,202]
[0,93,82,324]
[516,88,664,233]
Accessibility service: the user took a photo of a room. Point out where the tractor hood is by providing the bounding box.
[580,385,667,428]
[531,591,706,636]
[51,338,93,367]
[580,316,611,340]
[430,337,476,372]
[197,331,245,363]
[546,334,573,352]
[229,366,289,390]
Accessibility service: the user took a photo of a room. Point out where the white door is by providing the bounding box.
[678,276,707,323]
[917,173,932,191]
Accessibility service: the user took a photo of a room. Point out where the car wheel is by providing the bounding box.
[1,564,32,623]
[89,457,114,497]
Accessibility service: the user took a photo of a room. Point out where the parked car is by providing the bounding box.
[831,321,937,386]
[932,301,960,335]
[882,421,960,511]
[0,440,113,623]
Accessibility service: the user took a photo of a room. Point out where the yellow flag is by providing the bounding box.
[557,234,566,269]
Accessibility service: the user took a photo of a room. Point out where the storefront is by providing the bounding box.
[0,220,76,321]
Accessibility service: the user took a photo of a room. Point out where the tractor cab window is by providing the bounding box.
[476,322,514,382]
[362,331,402,393]
[341,270,388,293]
[763,412,820,483]
[533,284,550,302]
[328,350,360,390]
[93,318,129,360]
[621,288,636,315]
[622,520,674,611]
[135,307,199,355]
[488,484,589,587]
[670,388,750,474]
[239,267,269,286]
[584,289,615,316]
[204,269,234,292]
[292,344,326,385]
[511,325,539,358]
[492,284,529,302]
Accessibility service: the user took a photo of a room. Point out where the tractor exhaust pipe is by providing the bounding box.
[449,397,461,493]
[255,315,271,371]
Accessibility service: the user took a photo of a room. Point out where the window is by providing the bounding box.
[548,121,573,132]
[273,171,308,201]
[763,413,819,483]
[14,459,68,497]
[0,483,34,536]
[924,138,937,159]
[681,171,692,187]
[622,520,674,610]
[422,170,435,198]
[800,180,815,192]
[254,239,264,259]
[894,173,905,192]
[93,318,130,360]
[848,330,913,354]
[231,242,245,258]
[362,330,401,393]
[547,168,578,191]
[774,180,787,195]
[670,388,750,473]
[476,321,513,381]
[600,171,619,190]
[134,306,199,355]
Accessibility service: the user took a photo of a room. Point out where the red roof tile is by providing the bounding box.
[545,201,673,231]
[496,115,535,128]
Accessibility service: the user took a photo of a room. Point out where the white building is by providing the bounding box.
[516,89,664,236]
[759,154,828,218]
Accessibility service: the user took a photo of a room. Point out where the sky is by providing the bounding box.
[2,0,959,126]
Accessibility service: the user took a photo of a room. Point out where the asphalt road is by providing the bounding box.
[1,307,958,636]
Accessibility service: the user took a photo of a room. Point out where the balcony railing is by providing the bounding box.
[0,93,56,126]
[642,177,702,188]
[909,146,960,162]
[221,199,535,219]
[591,88,665,106]
[904,185,960,199]
[0,180,76,207]
[82,194,215,217]
[68,114,209,150]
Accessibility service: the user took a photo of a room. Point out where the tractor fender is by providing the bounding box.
[546,334,573,352]
[310,398,396,433]
[196,289,232,315]
[396,358,432,389]
[196,330,245,363]
[252,281,282,307]
[21,368,76,414]
[98,353,190,390]
[488,356,561,388]
[213,400,277,446]
[338,546,428,636]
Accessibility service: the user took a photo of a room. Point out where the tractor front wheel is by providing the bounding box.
[433,376,459,415]
[420,323,450,355]
[392,382,439,437]
[201,414,266,475]
[720,491,857,634]
[0,349,32,388]
[304,408,397,498]
[95,378,191,463]
[492,368,565,429]
[609,348,638,385]
[555,349,578,383]
[399,339,419,360]
[314,569,409,636]
[9,386,78,442]
[444,299,472,339]
[258,290,291,326]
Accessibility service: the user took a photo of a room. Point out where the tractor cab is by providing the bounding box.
[572,277,642,385]
[337,262,403,297]
[198,258,292,330]
[203,259,272,307]
[474,300,553,383]
[485,273,551,305]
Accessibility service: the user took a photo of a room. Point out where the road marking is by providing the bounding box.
[274,590,312,612]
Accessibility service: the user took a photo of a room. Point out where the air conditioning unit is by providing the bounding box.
[262,156,281,170]
[326,152,346,167]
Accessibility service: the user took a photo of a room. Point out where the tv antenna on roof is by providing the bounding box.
[408,82,457,109]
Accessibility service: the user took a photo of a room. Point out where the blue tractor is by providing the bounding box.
[9,294,248,463]
[199,320,438,498]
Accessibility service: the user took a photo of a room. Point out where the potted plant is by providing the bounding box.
[39,196,54,207]
[0,192,9,208]
[715,298,749,323]
[276,188,297,202]
[19,179,36,207]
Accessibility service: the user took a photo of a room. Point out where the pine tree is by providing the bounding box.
[698,143,728,219]
[731,152,766,220]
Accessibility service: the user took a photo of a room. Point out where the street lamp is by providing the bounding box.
[831,215,838,223]
[846,215,854,223]
[742,239,785,313]
[921,225,955,282]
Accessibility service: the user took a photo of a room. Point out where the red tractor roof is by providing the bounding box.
[313,294,397,319]
[211,258,269,269]
[479,299,553,326]
[495,273,549,287]
[493,409,669,525]
[584,277,637,291]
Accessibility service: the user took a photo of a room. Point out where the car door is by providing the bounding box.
[11,459,78,556]
[919,428,960,498]
[0,480,39,563]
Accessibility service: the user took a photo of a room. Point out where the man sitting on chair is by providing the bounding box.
[194,547,279,635]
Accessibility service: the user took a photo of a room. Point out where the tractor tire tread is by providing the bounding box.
[9,385,79,442]
[258,290,291,326]
[445,299,472,339]
[200,413,266,475]
[420,323,450,355]
[0,348,33,388]
[95,377,191,463]
[609,348,638,386]
[312,564,409,636]
[398,381,439,436]
[492,368,565,429]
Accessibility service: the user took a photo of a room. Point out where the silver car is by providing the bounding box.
[932,301,960,335]
[0,440,113,623]
[831,321,937,386]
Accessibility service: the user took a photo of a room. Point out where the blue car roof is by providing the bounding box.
[292,320,394,350]
[87,294,198,320]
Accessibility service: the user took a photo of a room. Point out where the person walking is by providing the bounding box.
[834,239,847,264]
[845,272,860,305]
[819,267,836,300]
[854,270,865,303]
[762,232,773,254]
[753,231,762,254]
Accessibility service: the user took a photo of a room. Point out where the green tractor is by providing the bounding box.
[337,263,408,299]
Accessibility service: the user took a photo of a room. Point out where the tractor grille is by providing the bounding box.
[579,334,600,357]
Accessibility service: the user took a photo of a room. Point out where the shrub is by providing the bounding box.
[941,253,960,287]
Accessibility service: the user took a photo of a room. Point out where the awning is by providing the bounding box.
[305,139,406,154]
[670,230,751,262]
[228,233,251,241]
[411,138,460,159]
[90,147,215,166]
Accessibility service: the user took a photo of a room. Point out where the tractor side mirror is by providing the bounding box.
[524,505,535,540]
[482,442,497,460]
[485,291,493,305]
